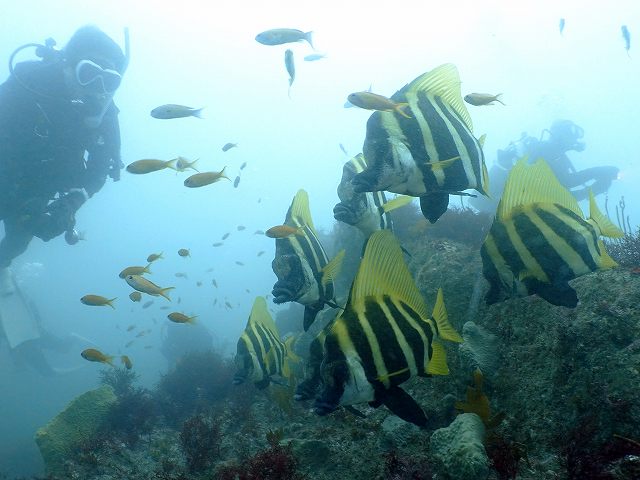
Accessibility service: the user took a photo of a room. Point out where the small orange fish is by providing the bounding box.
[168,312,197,324]
[81,295,116,309]
[81,348,114,366]
[184,168,229,188]
[178,248,190,257]
[147,252,164,262]
[212,242,224,247]
[265,225,303,238]
[222,233,231,240]
[237,225,246,231]
[129,291,142,302]
[235,261,244,266]
[121,355,133,370]
[119,264,152,278]
[347,91,411,118]
[257,251,265,257]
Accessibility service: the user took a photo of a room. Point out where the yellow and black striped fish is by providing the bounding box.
[233,297,297,389]
[314,230,462,427]
[351,64,489,224]
[334,154,413,238]
[481,158,623,307]
[271,189,345,331]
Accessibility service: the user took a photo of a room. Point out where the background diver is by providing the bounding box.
[470,119,619,213]
[0,25,129,375]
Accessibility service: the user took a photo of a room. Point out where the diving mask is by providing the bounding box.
[75,59,121,94]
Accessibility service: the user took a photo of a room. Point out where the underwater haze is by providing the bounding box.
[0,0,639,478]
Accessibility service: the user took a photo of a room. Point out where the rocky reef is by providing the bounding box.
[23,208,640,480]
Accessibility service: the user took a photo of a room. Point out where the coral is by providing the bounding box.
[99,366,138,397]
[103,386,157,446]
[179,413,222,473]
[606,226,640,268]
[380,450,433,480]
[485,434,529,480]
[458,321,499,376]
[216,431,306,480]
[35,385,117,477]
[430,413,489,480]
[155,349,234,425]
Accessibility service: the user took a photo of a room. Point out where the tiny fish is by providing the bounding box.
[184,168,229,188]
[144,345,153,350]
[622,25,631,57]
[150,104,203,119]
[147,252,163,262]
[126,325,136,332]
[257,250,265,257]
[177,297,182,304]
[265,224,303,238]
[464,93,505,106]
[126,159,177,174]
[178,248,190,257]
[237,225,246,231]
[136,331,146,338]
[81,295,116,309]
[222,142,238,152]
[196,281,202,287]
[234,176,241,188]
[142,300,154,309]
[175,157,200,172]
[255,28,313,48]
[119,264,152,278]
[168,312,197,324]
[175,272,188,279]
[245,288,251,293]
[121,355,133,370]
[81,348,114,366]
[347,91,410,118]
[559,18,565,36]
[212,279,218,288]
[339,143,348,156]
[285,49,295,93]
[254,229,264,235]
[240,162,247,170]
[125,340,135,348]
[212,242,224,247]
[235,261,244,266]
[160,306,170,310]
[225,301,233,309]
[129,291,142,302]
[213,298,218,306]
[304,53,327,61]
[222,233,231,240]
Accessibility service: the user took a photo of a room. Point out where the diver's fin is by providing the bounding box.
[522,277,578,308]
[378,385,429,428]
[0,270,40,349]
[420,193,449,224]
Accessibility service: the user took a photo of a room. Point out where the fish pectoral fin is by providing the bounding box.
[426,340,449,375]
[379,385,428,428]
[381,195,413,214]
[419,193,449,224]
[321,250,345,287]
[303,306,320,331]
[597,240,618,269]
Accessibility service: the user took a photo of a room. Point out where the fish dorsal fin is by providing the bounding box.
[351,230,428,319]
[382,195,413,213]
[589,191,624,238]
[498,157,583,221]
[406,63,473,132]
[248,296,279,336]
[321,250,345,287]
[426,341,449,375]
[431,288,462,343]
[287,189,315,231]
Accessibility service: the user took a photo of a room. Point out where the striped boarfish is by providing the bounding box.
[313,230,462,427]
[352,64,490,224]
[481,158,623,307]
[334,153,413,238]
[233,297,298,389]
[271,189,345,331]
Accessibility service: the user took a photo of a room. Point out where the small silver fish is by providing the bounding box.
[150,104,203,119]
[255,28,313,48]
[285,49,295,97]
[304,53,327,62]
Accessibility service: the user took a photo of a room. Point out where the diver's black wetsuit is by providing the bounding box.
[0,60,122,268]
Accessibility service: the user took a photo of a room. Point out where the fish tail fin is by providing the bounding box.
[105,355,115,367]
[108,298,117,309]
[597,240,618,269]
[589,190,624,238]
[395,102,412,118]
[160,287,175,301]
[166,158,178,171]
[431,288,463,343]
[381,195,413,214]
[193,108,204,119]
[188,315,198,324]
[495,93,505,105]
[220,166,230,181]
[191,158,200,173]
[305,31,315,50]
[321,250,345,287]
[144,264,152,275]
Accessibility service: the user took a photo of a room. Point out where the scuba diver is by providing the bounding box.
[0,25,129,375]
[470,120,619,213]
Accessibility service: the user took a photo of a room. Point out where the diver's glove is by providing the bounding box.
[32,189,87,241]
